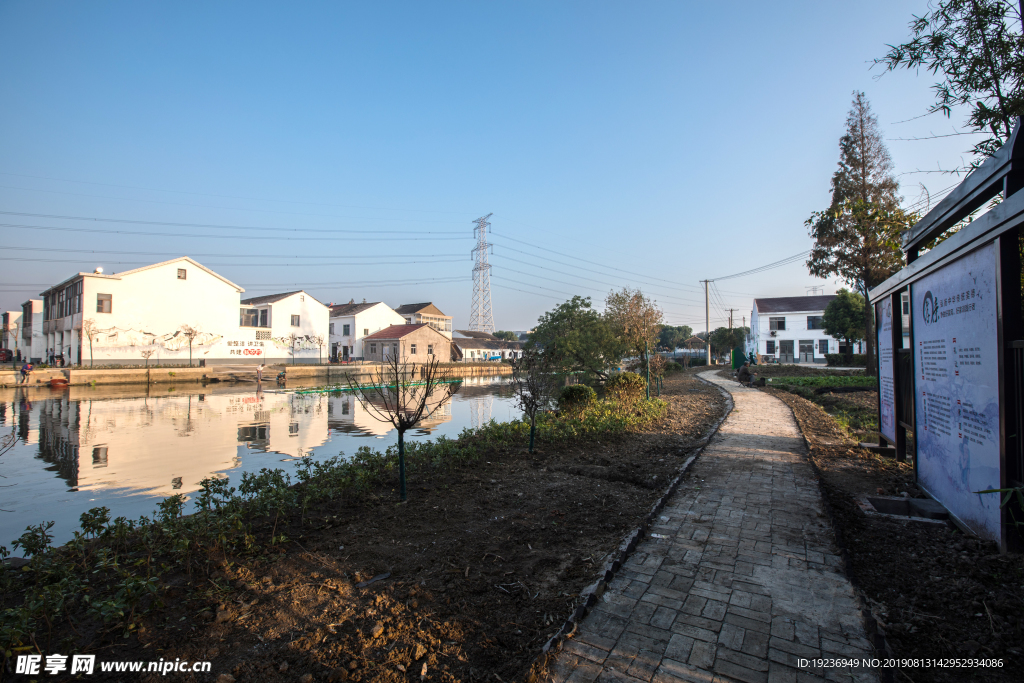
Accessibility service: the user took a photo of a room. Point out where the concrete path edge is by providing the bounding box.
[525,375,735,683]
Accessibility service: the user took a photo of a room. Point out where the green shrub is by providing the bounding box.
[559,384,596,414]
[664,361,683,373]
[825,353,867,367]
[605,372,647,405]
[686,357,707,367]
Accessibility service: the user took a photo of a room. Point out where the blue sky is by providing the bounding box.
[0,1,984,331]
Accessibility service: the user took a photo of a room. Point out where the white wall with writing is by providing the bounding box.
[912,242,1001,540]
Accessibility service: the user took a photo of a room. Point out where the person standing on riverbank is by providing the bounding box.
[19,361,33,385]
[256,363,265,383]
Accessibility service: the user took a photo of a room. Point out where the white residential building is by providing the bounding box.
[328,301,405,361]
[21,300,45,363]
[2,311,22,356]
[748,295,862,364]
[238,290,331,364]
[39,257,245,366]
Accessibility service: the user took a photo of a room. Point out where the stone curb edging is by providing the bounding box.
[766,386,897,683]
[524,375,734,683]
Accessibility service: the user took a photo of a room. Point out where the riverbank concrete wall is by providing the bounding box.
[0,362,511,388]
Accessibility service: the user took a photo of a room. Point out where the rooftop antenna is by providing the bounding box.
[806,285,824,295]
[470,213,495,333]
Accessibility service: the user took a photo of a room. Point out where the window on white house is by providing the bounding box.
[343,324,350,336]
[259,309,268,327]
[291,315,300,326]
[329,323,335,334]
[177,268,187,280]
[818,339,829,354]
[363,329,368,335]
[765,340,776,354]
[411,343,417,354]
[97,294,112,314]
[240,308,258,327]
[406,318,413,324]
[769,317,785,331]
[807,316,823,330]
[427,344,433,355]
[370,343,376,354]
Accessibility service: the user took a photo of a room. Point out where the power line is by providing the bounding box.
[0,222,467,242]
[491,255,705,305]
[0,245,469,260]
[0,257,469,268]
[242,276,471,289]
[491,232,702,291]
[0,183,466,224]
[712,251,811,281]
[0,211,465,235]
[0,171,471,216]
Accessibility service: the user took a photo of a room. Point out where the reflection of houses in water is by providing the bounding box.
[327,387,454,437]
[29,391,329,496]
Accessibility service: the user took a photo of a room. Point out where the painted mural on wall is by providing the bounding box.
[87,325,223,354]
[876,298,896,444]
[911,242,1001,540]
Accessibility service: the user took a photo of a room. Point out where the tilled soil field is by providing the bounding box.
[44,373,726,683]
[766,388,1024,683]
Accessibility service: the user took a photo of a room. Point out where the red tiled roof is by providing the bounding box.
[362,324,428,341]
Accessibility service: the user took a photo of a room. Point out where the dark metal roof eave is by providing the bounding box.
[870,188,1024,303]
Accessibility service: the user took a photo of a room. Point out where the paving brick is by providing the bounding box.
[741,629,769,658]
[664,634,695,662]
[770,617,795,641]
[714,657,769,683]
[564,639,609,664]
[688,640,716,669]
[652,658,715,683]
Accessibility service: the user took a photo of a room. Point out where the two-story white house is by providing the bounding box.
[39,258,246,366]
[748,295,862,364]
[238,290,331,364]
[327,301,405,361]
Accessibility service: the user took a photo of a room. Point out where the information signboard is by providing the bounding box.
[876,298,896,444]
[911,242,1001,540]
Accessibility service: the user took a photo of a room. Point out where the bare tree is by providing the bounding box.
[348,355,460,501]
[310,333,326,365]
[510,349,558,454]
[5,321,19,367]
[179,325,201,367]
[82,319,97,368]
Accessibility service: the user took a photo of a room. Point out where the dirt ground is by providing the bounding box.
[766,387,1024,683]
[65,373,727,683]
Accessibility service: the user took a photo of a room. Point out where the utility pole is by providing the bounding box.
[701,280,711,365]
[728,309,736,329]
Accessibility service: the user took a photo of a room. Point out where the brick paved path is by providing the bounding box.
[544,371,877,683]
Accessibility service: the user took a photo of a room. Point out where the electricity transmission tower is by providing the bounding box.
[470,213,495,333]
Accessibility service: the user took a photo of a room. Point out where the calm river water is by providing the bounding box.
[0,375,519,547]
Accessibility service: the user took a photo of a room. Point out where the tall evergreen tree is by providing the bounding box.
[806,92,914,376]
